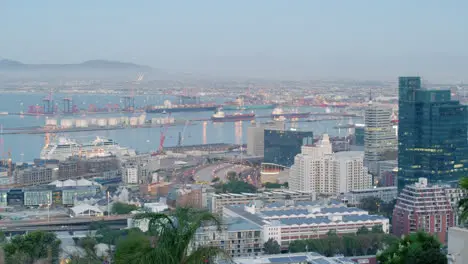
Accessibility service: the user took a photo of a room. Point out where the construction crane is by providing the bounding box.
[178,120,190,146]
[124,73,145,112]
[152,113,171,156]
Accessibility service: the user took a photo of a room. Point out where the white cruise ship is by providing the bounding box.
[40,136,136,161]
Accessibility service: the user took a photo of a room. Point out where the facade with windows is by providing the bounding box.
[0,189,8,207]
[343,186,398,205]
[210,190,316,215]
[364,103,397,166]
[191,217,263,258]
[224,200,389,249]
[60,186,100,206]
[392,178,454,243]
[289,135,372,196]
[398,76,468,188]
[23,186,54,206]
[264,129,313,167]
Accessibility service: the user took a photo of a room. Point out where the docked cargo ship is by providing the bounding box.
[40,137,136,161]
[271,107,310,120]
[211,109,255,122]
[146,100,218,113]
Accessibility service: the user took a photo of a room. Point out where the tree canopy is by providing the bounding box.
[215,180,257,194]
[264,182,288,189]
[458,177,468,223]
[263,238,281,254]
[2,231,61,264]
[289,231,398,257]
[377,231,446,264]
[357,197,396,221]
[112,202,139,215]
[114,207,228,264]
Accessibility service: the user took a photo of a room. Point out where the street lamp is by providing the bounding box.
[107,191,110,217]
[47,193,50,223]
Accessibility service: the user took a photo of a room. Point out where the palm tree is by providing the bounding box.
[114,207,229,264]
[458,177,468,223]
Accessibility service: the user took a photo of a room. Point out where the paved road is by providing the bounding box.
[194,163,251,183]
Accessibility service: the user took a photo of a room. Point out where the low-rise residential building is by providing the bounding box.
[223,252,363,264]
[143,202,168,213]
[16,165,57,186]
[59,186,100,206]
[210,190,316,215]
[167,184,213,209]
[393,178,454,243]
[224,200,389,249]
[23,186,54,206]
[343,186,398,205]
[191,217,263,258]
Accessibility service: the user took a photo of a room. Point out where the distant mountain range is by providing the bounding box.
[0,59,151,71]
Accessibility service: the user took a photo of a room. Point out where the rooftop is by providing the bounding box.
[225,252,357,264]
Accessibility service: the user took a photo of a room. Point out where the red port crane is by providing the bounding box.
[152,113,172,156]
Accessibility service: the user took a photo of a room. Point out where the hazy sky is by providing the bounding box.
[1,1,467,81]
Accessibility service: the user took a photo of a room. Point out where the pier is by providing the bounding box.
[0,112,360,135]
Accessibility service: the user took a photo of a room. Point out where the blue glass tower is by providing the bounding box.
[398,77,468,188]
[263,129,313,167]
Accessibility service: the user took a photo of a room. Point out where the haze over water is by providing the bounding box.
[0,93,358,162]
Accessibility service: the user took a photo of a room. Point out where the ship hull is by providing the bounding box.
[211,115,255,122]
[272,113,310,119]
[146,106,217,113]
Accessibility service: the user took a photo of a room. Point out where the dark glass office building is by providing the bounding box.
[398,77,468,188]
[263,129,314,167]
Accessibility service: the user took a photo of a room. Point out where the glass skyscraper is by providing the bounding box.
[263,129,313,167]
[398,76,468,188]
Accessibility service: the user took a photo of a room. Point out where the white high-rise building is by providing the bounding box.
[289,134,372,195]
[122,166,138,184]
[247,125,264,156]
[364,103,396,166]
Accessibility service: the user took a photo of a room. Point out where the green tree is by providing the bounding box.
[326,229,337,237]
[3,231,61,264]
[356,226,369,235]
[377,231,446,264]
[211,177,220,183]
[215,180,257,194]
[0,231,6,244]
[114,207,228,264]
[264,182,289,189]
[112,202,139,215]
[264,182,282,189]
[371,224,384,234]
[263,238,281,254]
[226,171,237,181]
[358,197,381,213]
[458,177,468,222]
[289,232,398,257]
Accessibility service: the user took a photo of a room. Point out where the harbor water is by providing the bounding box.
[0,93,361,162]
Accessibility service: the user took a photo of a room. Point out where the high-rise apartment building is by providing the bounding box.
[398,77,468,187]
[392,178,454,243]
[247,125,265,156]
[289,135,372,195]
[364,103,397,167]
[264,129,313,167]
